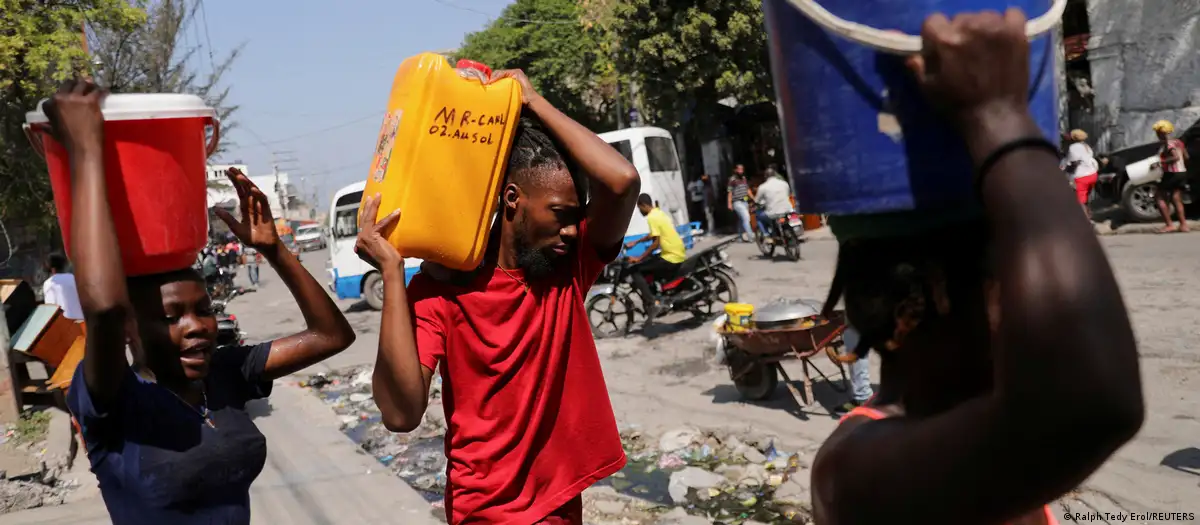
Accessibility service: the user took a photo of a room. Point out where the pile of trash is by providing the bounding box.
[301,366,449,501]
[302,367,813,523]
[595,426,813,524]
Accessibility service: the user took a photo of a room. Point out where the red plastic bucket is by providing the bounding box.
[24,94,219,276]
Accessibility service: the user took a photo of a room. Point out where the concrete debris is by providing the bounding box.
[592,498,627,515]
[656,507,712,525]
[734,444,766,464]
[658,427,701,453]
[668,467,727,502]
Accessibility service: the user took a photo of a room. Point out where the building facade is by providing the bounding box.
[1085,0,1199,150]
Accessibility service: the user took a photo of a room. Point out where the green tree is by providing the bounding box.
[0,0,145,230]
[613,0,773,129]
[456,0,616,131]
[90,0,243,157]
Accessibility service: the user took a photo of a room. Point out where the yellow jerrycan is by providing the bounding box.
[361,54,523,271]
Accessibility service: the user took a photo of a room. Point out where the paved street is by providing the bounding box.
[6,233,1197,523]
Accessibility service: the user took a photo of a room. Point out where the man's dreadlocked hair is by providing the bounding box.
[822,219,993,360]
[506,114,587,203]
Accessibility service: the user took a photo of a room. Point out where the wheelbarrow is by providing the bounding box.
[720,309,851,409]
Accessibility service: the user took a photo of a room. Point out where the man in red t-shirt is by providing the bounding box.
[354,70,640,524]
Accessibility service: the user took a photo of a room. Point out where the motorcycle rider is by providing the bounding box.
[625,194,687,320]
[200,247,220,291]
[753,167,795,239]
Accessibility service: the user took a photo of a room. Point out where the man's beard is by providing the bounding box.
[514,214,560,279]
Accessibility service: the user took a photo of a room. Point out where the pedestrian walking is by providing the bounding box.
[812,10,1142,525]
[727,164,754,241]
[357,70,638,525]
[42,252,83,320]
[687,174,711,232]
[834,324,873,415]
[1152,120,1190,233]
[48,79,356,525]
[242,245,261,289]
[1062,129,1099,219]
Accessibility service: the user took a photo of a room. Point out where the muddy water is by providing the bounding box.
[599,457,674,505]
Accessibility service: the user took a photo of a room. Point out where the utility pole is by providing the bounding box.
[271,150,299,220]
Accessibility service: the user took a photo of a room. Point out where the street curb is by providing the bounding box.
[1097,219,1200,235]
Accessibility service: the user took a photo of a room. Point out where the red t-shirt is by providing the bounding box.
[406,221,627,524]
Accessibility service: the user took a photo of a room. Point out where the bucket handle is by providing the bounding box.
[206,117,221,158]
[782,0,1068,55]
[23,123,48,161]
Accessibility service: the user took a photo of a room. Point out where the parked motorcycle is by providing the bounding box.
[754,211,804,261]
[213,301,245,347]
[586,240,738,338]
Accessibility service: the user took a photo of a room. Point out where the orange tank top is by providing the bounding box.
[839,406,1059,525]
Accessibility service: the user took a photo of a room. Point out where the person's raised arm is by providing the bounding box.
[814,9,1143,524]
[45,80,131,409]
[490,70,641,249]
[355,195,435,432]
[214,169,355,380]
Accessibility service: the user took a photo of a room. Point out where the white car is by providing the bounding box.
[293,224,326,252]
[1098,154,1194,222]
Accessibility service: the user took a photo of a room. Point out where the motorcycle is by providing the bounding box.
[754,210,805,261]
[213,300,245,347]
[586,239,739,338]
[209,265,243,301]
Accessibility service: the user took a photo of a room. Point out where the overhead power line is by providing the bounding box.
[196,0,218,75]
[430,0,580,25]
[239,112,384,150]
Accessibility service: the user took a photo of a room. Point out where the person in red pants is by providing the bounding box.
[1062,128,1099,219]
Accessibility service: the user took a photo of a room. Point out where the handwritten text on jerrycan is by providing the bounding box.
[427,106,509,145]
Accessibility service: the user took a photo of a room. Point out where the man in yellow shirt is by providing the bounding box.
[624,194,687,321]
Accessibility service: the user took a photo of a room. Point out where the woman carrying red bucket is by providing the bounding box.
[42,79,356,524]
[807,9,1143,525]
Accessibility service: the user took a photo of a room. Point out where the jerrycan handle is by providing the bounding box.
[781,0,1067,55]
[455,59,493,82]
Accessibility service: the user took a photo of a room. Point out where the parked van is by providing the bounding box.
[326,181,421,310]
[598,127,698,256]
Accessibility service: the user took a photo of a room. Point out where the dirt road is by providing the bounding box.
[228,234,1200,519]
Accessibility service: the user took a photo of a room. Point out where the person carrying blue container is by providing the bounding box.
[787,8,1145,525]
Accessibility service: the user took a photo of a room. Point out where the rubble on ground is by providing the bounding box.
[0,423,79,514]
[301,366,448,501]
[302,367,813,524]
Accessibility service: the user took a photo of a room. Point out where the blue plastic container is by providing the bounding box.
[763,0,1059,214]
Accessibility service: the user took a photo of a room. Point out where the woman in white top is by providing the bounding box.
[1062,129,1100,219]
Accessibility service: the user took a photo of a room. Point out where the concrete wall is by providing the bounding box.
[1088,0,1200,151]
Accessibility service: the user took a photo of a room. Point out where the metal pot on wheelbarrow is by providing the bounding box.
[721,299,852,408]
